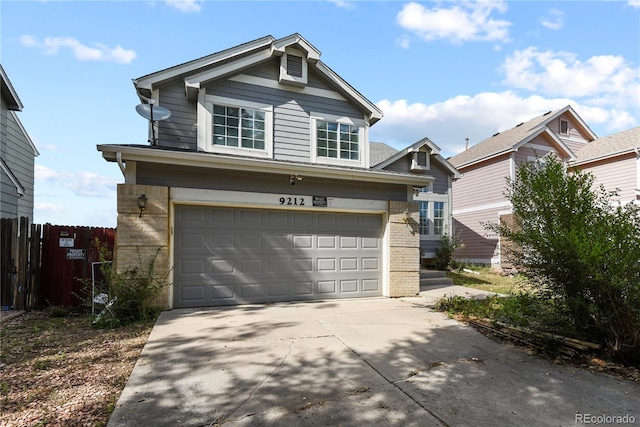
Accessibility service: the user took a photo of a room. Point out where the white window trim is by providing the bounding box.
[310,112,368,168]
[197,93,273,158]
[410,148,430,171]
[415,193,449,241]
[559,118,569,135]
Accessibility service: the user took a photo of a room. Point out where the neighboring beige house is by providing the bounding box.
[1,64,39,221]
[98,34,436,308]
[571,126,640,206]
[448,105,596,266]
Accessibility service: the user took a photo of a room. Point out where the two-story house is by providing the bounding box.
[448,105,596,266]
[1,64,39,220]
[98,34,459,308]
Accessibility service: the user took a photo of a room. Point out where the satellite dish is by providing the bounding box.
[135,102,172,145]
[135,103,172,121]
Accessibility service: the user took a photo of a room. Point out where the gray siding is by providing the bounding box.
[1,104,35,220]
[381,154,451,195]
[157,82,197,150]
[136,162,406,202]
[155,59,364,163]
[430,161,450,194]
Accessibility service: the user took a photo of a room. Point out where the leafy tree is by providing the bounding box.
[484,155,640,365]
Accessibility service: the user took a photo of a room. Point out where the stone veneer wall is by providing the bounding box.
[116,184,170,308]
[387,200,420,297]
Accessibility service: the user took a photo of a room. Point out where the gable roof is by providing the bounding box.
[1,64,24,111]
[449,105,596,169]
[132,34,383,125]
[572,126,640,166]
[373,137,462,179]
[369,141,398,166]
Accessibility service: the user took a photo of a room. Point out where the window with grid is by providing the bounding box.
[213,104,265,150]
[419,201,429,235]
[433,202,445,235]
[316,120,359,160]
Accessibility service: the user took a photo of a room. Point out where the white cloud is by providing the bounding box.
[372,92,637,156]
[165,0,202,13]
[539,8,564,30]
[396,1,511,44]
[628,0,640,8]
[35,202,65,214]
[35,165,119,197]
[328,0,356,10]
[20,35,136,64]
[500,47,640,107]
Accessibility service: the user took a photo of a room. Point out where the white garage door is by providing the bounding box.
[173,205,383,307]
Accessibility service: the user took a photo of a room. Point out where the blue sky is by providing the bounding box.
[2,0,639,227]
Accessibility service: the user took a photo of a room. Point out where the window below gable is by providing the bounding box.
[310,113,367,168]
[559,119,569,135]
[198,94,273,158]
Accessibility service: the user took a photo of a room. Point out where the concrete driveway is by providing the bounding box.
[108,298,638,427]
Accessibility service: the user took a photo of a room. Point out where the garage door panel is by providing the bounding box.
[174,206,383,307]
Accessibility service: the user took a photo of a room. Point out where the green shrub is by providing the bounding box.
[435,233,463,271]
[484,155,640,365]
[91,242,166,328]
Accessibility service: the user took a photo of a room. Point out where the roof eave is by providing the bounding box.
[0,65,24,111]
[571,148,637,167]
[97,145,433,186]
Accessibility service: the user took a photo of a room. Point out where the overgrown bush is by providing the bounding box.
[435,233,463,271]
[484,155,640,365]
[90,241,167,328]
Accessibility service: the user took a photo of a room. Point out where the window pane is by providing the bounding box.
[241,138,253,148]
[327,122,338,131]
[227,107,239,117]
[419,202,429,235]
[254,111,265,121]
[227,136,238,147]
[213,105,225,115]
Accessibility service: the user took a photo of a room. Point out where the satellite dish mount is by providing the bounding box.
[135,99,172,146]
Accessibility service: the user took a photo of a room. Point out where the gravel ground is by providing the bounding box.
[0,311,153,427]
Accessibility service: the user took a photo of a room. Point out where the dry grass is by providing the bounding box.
[0,311,153,427]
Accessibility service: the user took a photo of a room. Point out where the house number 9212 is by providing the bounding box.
[279,197,305,206]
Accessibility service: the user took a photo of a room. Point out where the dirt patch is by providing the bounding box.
[0,311,153,427]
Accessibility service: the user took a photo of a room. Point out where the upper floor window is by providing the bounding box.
[199,94,273,158]
[419,201,429,235]
[316,120,359,160]
[310,112,367,167]
[213,105,265,150]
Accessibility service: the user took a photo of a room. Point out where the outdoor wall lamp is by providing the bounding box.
[403,208,411,224]
[137,194,148,218]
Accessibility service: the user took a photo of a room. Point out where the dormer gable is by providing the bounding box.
[272,33,321,87]
[373,137,462,179]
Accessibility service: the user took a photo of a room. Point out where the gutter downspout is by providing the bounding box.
[116,152,126,177]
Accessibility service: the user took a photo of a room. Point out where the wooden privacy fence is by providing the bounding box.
[0,217,115,310]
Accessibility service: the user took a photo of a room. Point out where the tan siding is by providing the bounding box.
[577,154,637,202]
[453,156,511,211]
[453,208,501,264]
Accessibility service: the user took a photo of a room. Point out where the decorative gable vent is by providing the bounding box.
[410,149,430,172]
[286,54,303,78]
[279,49,308,87]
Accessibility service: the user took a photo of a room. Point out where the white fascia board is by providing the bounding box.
[184,49,274,100]
[272,33,321,62]
[314,61,383,125]
[453,148,514,170]
[0,65,23,111]
[0,156,25,195]
[133,36,275,92]
[97,145,433,186]
[9,111,39,156]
